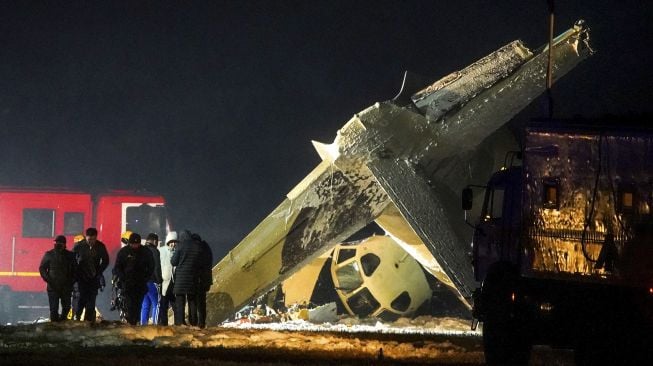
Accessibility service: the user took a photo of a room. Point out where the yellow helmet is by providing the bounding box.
[121,230,133,245]
[74,234,85,243]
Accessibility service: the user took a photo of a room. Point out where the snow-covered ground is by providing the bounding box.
[0,316,575,365]
[223,314,479,335]
[0,316,485,365]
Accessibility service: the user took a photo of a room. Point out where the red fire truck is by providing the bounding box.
[0,188,169,324]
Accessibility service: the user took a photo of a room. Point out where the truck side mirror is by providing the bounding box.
[462,187,473,210]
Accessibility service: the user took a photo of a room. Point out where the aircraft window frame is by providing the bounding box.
[390,291,412,312]
[337,248,357,264]
[334,261,363,294]
[360,253,381,276]
[346,287,380,317]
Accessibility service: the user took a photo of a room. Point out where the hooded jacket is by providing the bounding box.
[160,244,175,295]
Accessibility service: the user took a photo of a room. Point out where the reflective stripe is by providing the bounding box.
[0,272,41,276]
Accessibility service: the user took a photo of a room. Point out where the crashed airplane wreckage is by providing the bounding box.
[206,21,593,325]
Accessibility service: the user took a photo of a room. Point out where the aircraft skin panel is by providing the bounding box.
[412,40,533,121]
[369,157,476,301]
[418,22,592,164]
[206,161,391,325]
[282,253,330,306]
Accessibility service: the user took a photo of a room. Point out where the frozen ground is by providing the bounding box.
[0,316,575,365]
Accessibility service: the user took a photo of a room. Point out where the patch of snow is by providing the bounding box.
[222,315,480,337]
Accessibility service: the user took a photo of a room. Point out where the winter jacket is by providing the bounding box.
[197,239,213,292]
[39,247,76,293]
[170,230,203,295]
[145,244,163,284]
[72,239,109,288]
[113,245,154,292]
[160,245,175,295]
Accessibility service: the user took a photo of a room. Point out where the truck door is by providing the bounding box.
[474,184,505,280]
[473,167,521,280]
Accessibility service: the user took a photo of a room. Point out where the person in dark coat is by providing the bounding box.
[191,233,213,328]
[39,235,76,322]
[140,233,163,325]
[171,230,203,326]
[113,233,154,325]
[72,227,110,322]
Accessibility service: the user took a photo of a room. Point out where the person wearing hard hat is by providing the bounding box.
[39,235,76,321]
[74,234,85,244]
[158,231,178,325]
[112,233,154,325]
[120,230,133,248]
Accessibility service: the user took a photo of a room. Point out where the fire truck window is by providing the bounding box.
[543,179,560,209]
[64,212,84,235]
[126,204,167,239]
[22,209,55,238]
[334,261,363,294]
[490,189,504,219]
[346,287,380,317]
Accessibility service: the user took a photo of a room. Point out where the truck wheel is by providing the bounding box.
[481,263,531,365]
[483,315,531,365]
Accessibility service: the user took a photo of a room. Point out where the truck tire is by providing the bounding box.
[483,315,531,365]
[481,263,531,365]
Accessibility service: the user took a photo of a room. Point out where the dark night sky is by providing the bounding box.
[1,1,652,261]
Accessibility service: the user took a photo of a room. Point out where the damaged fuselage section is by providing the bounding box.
[206,21,592,325]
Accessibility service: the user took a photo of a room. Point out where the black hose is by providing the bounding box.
[580,134,602,263]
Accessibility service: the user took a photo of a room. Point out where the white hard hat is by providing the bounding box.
[165,231,178,245]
